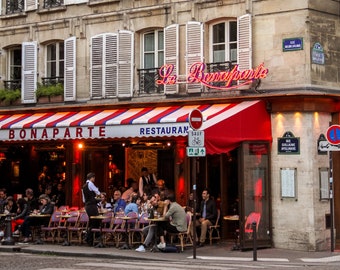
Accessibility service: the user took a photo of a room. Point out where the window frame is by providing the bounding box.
[45,41,65,79]
[209,20,237,63]
[141,29,164,69]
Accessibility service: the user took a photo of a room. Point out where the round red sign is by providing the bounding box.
[189,109,203,130]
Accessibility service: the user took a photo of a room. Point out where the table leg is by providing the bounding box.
[120,220,130,250]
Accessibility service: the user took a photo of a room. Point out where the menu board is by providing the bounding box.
[280,168,296,198]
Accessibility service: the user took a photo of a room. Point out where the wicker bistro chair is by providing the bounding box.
[67,211,89,245]
[90,211,114,246]
[208,209,221,245]
[129,212,150,245]
[41,211,61,243]
[56,211,80,244]
[104,212,126,247]
[125,211,139,246]
[168,212,193,252]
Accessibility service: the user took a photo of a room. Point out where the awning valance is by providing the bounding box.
[0,100,271,154]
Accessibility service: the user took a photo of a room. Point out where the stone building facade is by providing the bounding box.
[0,0,340,251]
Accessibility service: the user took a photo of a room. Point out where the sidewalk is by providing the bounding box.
[1,240,340,264]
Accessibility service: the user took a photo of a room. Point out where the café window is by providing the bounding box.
[210,21,237,63]
[45,41,64,85]
[4,46,21,90]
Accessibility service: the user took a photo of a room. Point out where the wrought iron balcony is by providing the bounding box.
[206,61,237,88]
[6,0,24,14]
[3,80,21,90]
[41,76,64,86]
[137,68,164,95]
[43,0,64,9]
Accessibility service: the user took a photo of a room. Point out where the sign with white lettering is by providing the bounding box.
[318,140,340,152]
[278,131,300,154]
[282,38,303,52]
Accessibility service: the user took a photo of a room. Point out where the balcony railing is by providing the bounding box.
[43,0,64,9]
[206,61,237,88]
[137,68,164,95]
[3,80,21,90]
[6,0,24,14]
[41,76,64,86]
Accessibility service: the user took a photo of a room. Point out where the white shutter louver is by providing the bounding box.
[237,14,252,71]
[22,41,37,104]
[186,21,203,94]
[64,36,76,101]
[105,34,118,98]
[117,30,133,98]
[90,35,104,99]
[25,0,38,11]
[164,24,179,95]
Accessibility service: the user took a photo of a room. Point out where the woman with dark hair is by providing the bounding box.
[124,193,139,215]
[12,198,29,234]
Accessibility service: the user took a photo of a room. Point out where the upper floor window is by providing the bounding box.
[211,21,237,63]
[6,0,24,14]
[45,41,64,84]
[4,46,22,90]
[142,30,164,69]
[44,0,64,9]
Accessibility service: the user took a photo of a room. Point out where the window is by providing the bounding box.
[5,46,21,90]
[142,30,164,68]
[211,21,237,63]
[46,41,64,84]
[6,0,24,14]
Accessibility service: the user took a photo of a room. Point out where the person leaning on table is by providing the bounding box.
[20,194,54,243]
[82,172,101,246]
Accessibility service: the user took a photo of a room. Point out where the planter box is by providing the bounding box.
[50,95,64,103]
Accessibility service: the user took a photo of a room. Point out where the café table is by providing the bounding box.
[145,216,166,252]
[223,215,240,250]
[90,214,107,248]
[28,213,51,244]
[116,215,138,250]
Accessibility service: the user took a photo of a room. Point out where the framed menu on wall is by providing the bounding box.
[280,168,297,199]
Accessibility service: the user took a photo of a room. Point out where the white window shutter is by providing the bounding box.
[186,21,203,94]
[64,36,76,101]
[105,33,118,98]
[21,41,37,104]
[25,0,38,11]
[90,34,104,99]
[117,30,133,98]
[164,24,179,95]
[237,14,252,71]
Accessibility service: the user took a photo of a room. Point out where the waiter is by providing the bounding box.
[82,172,100,246]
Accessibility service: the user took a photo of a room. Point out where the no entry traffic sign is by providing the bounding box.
[189,109,203,130]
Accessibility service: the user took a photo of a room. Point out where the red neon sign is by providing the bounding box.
[156,62,269,90]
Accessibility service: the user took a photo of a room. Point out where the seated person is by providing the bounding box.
[4,196,17,215]
[12,198,29,234]
[156,192,187,249]
[194,188,217,247]
[121,178,138,201]
[97,192,112,213]
[124,193,139,215]
[20,194,54,243]
[112,189,126,214]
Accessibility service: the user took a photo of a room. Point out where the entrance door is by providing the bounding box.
[239,142,272,249]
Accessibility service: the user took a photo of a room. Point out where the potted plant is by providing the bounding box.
[0,89,21,106]
[36,83,64,103]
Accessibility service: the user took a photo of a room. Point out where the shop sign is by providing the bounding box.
[278,131,300,154]
[282,37,303,52]
[312,42,325,65]
[156,62,269,90]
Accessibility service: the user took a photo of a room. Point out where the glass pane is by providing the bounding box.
[144,53,155,69]
[158,31,164,50]
[229,21,237,42]
[241,142,270,245]
[230,43,237,62]
[213,44,225,62]
[47,44,56,61]
[12,67,21,80]
[59,60,64,77]
[47,62,56,77]
[144,33,155,52]
[213,23,225,43]
[13,49,21,65]
[158,51,164,67]
[59,42,64,60]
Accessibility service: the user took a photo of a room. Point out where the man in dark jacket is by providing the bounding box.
[195,188,217,247]
[82,172,101,245]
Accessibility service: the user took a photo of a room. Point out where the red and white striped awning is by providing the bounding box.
[0,100,271,154]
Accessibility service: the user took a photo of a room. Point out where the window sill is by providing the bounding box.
[1,12,27,20]
[37,6,67,14]
[87,0,119,7]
